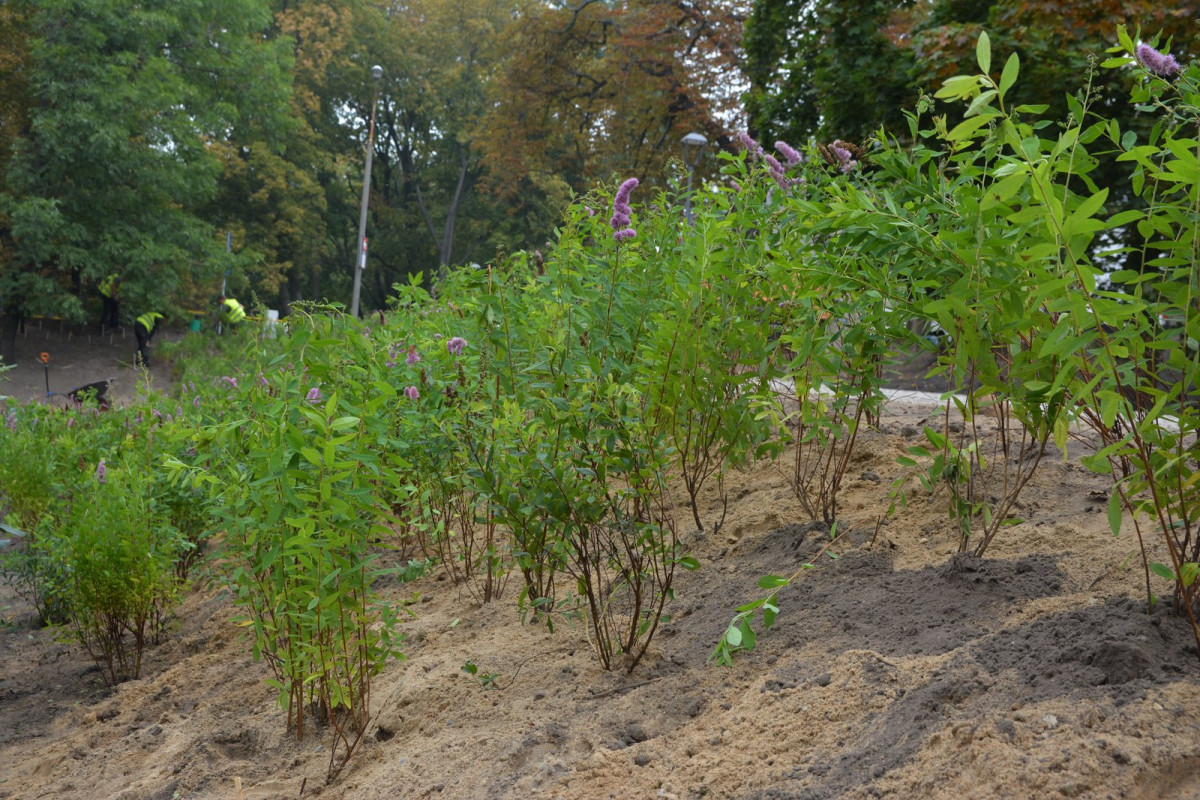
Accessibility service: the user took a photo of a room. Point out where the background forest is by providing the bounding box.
[0,0,1194,362]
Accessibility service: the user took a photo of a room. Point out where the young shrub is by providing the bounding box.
[56,461,181,685]
[187,311,404,779]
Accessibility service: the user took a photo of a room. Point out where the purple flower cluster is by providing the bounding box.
[221,375,238,389]
[306,387,322,403]
[6,413,17,431]
[95,459,107,485]
[738,132,763,161]
[830,141,857,173]
[447,336,467,356]
[406,346,421,365]
[1136,43,1182,78]
[742,133,806,190]
[763,153,796,190]
[404,385,420,401]
[775,141,801,167]
[609,178,639,242]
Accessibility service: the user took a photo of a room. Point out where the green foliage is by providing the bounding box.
[179,311,405,778]
[0,0,292,329]
[716,27,1200,662]
[54,462,182,686]
[0,391,217,675]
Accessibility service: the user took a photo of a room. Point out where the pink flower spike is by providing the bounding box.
[775,140,802,166]
[447,337,467,356]
[405,385,420,400]
[406,346,421,365]
[306,387,323,403]
[1135,43,1182,78]
[95,459,107,485]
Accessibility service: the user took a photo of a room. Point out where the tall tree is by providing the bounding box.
[745,0,1196,145]
[0,0,292,358]
[744,0,916,145]
[479,0,746,199]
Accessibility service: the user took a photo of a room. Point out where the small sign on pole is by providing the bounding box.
[360,237,369,270]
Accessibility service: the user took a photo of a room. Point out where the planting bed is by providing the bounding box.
[2,337,1197,799]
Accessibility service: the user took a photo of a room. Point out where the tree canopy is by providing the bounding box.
[1,0,1194,360]
[744,0,1196,145]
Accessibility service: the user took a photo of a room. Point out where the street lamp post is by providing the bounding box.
[680,131,708,225]
[350,65,384,319]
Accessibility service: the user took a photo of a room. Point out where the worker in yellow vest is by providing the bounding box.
[218,296,246,330]
[135,311,164,368]
[98,274,120,328]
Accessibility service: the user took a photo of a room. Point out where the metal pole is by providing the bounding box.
[684,165,695,226]
[219,232,231,335]
[350,67,383,319]
[680,132,707,228]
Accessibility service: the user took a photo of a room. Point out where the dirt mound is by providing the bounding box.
[2,350,1199,800]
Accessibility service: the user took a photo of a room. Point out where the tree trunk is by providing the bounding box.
[0,307,20,365]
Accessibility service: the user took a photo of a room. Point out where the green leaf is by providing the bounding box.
[757,574,789,589]
[724,625,743,647]
[976,31,991,74]
[1181,563,1199,589]
[946,115,991,142]
[935,75,981,100]
[1107,490,1123,537]
[678,556,701,571]
[738,619,757,651]
[981,172,1028,210]
[1149,562,1175,581]
[999,52,1019,97]
[963,91,998,119]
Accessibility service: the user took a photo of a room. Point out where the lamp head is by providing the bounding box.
[371,65,384,81]
[680,132,708,168]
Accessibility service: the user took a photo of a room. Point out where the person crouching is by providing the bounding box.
[135,311,164,368]
[218,296,246,331]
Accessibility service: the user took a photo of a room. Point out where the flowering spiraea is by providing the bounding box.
[774,140,801,167]
[738,132,763,161]
[609,178,639,241]
[1135,43,1182,78]
[818,140,866,173]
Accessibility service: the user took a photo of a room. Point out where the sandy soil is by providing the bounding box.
[0,319,177,407]
[2,330,1199,800]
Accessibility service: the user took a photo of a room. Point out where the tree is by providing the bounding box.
[479,0,747,199]
[0,0,292,358]
[743,0,1194,146]
[744,0,916,145]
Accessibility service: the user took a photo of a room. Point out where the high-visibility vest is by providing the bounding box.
[99,275,118,298]
[221,298,246,323]
[136,312,163,333]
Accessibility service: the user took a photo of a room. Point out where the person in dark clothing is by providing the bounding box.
[99,275,120,328]
[135,311,164,368]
